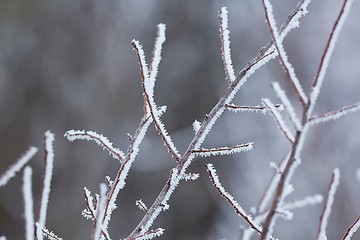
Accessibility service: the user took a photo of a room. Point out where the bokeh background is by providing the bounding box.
[0,0,359,239]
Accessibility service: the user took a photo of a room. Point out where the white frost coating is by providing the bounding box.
[263,98,294,143]
[23,167,34,240]
[132,39,181,160]
[0,146,38,187]
[135,228,165,240]
[192,120,201,133]
[343,217,360,240]
[93,183,107,240]
[263,0,308,105]
[136,199,148,211]
[226,104,284,114]
[283,183,294,199]
[37,131,55,240]
[283,194,323,210]
[309,0,353,117]
[309,101,360,126]
[64,130,125,162]
[149,24,166,93]
[219,7,236,83]
[0,236,6,240]
[182,173,200,181]
[272,82,302,130]
[103,114,153,231]
[192,142,253,157]
[317,168,340,240]
[37,224,63,240]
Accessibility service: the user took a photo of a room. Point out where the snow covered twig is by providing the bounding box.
[316,169,340,240]
[192,142,253,157]
[23,166,34,240]
[64,130,125,163]
[342,216,360,240]
[225,103,283,114]
[0,146,38,188]
[37,225,63,240]
[93,183,108,240]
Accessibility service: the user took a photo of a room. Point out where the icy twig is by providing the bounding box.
[36,131,55,240]
[316,169,340,240]
[93,183,108,240]
[0,146,38,188]
[282,194,323,210]
[37,225,63,240]
[342,216,360,240]
[205,164,274,238]
[263,98,294,143]
[225,103,283,114]
[272,82,302,130]
[23,166,34,240]
[219,7,236,83]
[309,101,360,125]
[308,0,354,116]
[127,1,311,238]
[182,173,200,181]
[192,142,253,157]
[262,0,308,106]
[132,228,165,240]
[149,24,166,92]
[132,33,181,162]
[136,199,148,212]
[64,130,125,163]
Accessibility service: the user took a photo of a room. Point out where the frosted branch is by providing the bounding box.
[272,82,302,130]
[192,142,253,157]
[309,101,360,125]
[219,7,236,83]
[133,228,165,240]
[132,37,181,162]
[93,183,108,240]
[23,166,34,240]
[263,98,294,143]
[225,103,283,114]
[37,131,55,240]
[282,194,323,210]
[316,168,340,240]
[64,130,125,163]
[37,225,63,240]
[309,0,354,116]
[205,163,266,237]
[149,24,166,92]
[262,0,308,106]
[0,146,38,188]
[342,216,360,240]
[182,173,200,181]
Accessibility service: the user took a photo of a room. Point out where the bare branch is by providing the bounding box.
[192,142,253,157]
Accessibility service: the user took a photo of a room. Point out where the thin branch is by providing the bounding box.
[64,130,125,163]
[219,7,236,83]
[308,0,354,116]
[205,163,265,236]
[225,103,283,114]
[93,183,108,240]
[316,169,340,240]
[127,1,312,237]
[192,142,253,157]
[0,146,38,188]
[23,166,34,240]
[263,98,294,143]
[309,101,360,125]
[132,37,181,162]
[262,0,308,106]
[36,131,55,240]
[131,228,165,240]
[272,82,302,130]
[342,216,360,240]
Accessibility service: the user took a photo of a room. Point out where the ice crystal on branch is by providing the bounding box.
[192,142,253,157]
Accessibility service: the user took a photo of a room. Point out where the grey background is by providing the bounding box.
[0,0,359,239]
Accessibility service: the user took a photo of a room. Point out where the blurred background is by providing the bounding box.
[0,0,359,239]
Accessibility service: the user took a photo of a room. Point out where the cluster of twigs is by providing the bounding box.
[1,0,360,239]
